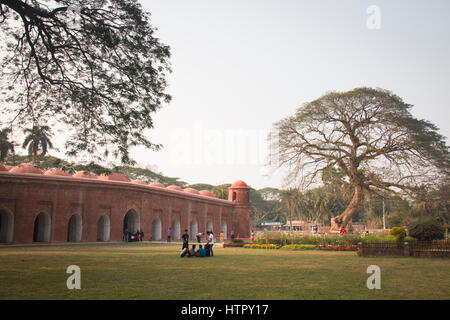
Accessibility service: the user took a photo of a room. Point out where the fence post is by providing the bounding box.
[357,242,363,256]
[403,242,410,257]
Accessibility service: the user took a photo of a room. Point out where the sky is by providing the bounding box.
[125,0,450,190]
[5,1,449,190]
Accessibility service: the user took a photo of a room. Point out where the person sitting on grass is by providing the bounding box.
[196,244,205,257]
[180,247,188,258]
[188,244,196,257]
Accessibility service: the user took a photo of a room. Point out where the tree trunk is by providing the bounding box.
[331,185,362,230]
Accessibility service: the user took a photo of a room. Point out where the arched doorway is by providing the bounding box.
[123,209,140,233]
[206,220,213,233]
[152,218,162,241]
[0,209,14,243]
[33,212,51,242]
[172,220,180,241]
[97,215,110,242]
[67,214,82,242]
[190,220,198,240]
[221,221,227,240]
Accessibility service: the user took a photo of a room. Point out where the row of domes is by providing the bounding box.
[0,163,248,197]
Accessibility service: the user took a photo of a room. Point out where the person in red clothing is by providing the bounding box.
[340,227,346,236]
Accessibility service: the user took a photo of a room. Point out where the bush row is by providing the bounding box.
[253,231,435,247]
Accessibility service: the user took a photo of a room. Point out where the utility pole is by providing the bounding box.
[382,198,386,230]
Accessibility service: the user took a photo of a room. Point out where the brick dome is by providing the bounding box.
[231,180,249,188]
[98,172,130,182]
[199,190,216,198]
[184,188,200,194]
[73,171,97,179]
[10,164,43,174]
[167,185,182,191]
[0,164,8,172]
[131,180,147,185]
[149,182,165,188]
[44,168,72,177]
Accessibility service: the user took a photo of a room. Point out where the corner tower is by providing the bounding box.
[229,180,250,239]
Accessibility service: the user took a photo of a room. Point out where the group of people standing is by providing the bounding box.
[180,229,215,258]
[123,229,144,242]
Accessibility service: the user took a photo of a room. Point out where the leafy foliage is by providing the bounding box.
[408,219,445,241]
[0,128,15,161]
[0,0,171,164]
[22,125,53,163]
[211,184,231,200]
[389,227,407,241]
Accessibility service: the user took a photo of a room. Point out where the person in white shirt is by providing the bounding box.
[207,231,215,256]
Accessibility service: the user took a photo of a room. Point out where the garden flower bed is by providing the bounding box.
[280,244,316,250]
[243,244,280,249]
[317,246,359,251]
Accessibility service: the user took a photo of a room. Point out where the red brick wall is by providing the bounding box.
[0,172,249,243]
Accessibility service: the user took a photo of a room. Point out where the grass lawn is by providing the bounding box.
[0,242,448,300]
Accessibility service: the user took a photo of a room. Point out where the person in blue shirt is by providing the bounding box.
[197,244,205,257]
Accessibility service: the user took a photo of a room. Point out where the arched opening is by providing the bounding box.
[33,212,51,242]
[172,220,180,241]
[123,209,140,233]
[152,218,162,241]
[206,220,213,233]
[0,209,14,243]
[190,219,198,240]
[67,214,82,242]
[97,215,110,242]
[221,221,227,240]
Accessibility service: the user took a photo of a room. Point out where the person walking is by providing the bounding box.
[182,229,189,250]
[207,231,215,257]
[167,227,173,242]
[196,232,202,243]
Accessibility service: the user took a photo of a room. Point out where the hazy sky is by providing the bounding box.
[24,1,446,190]
[127,0,449,190]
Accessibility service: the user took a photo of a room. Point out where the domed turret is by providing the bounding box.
[199,190,216,198]
[98,172,130,182]
[131,179,147,185]
[228,180,250,203]
[73,171,97,179]
[10,164,43,175]
[44,168,72,177]
[184,188,200,195]
[150,183,165,188]
[167,185,183,191]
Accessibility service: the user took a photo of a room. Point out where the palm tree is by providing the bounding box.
[22,125,53,164]
[211,184,231,200]
[0,128,15,162]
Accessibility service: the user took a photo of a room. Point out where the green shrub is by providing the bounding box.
[280,244,316,250]
[254,232,363,247]
[389,227,407,241]
[231,238,244,243]
[408,219,445,241]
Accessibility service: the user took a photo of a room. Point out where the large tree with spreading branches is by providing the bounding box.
[270,87,450,229]
[0,0,171,164]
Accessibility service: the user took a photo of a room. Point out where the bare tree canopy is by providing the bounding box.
[270,87,450,228]
[0,0,171,164]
